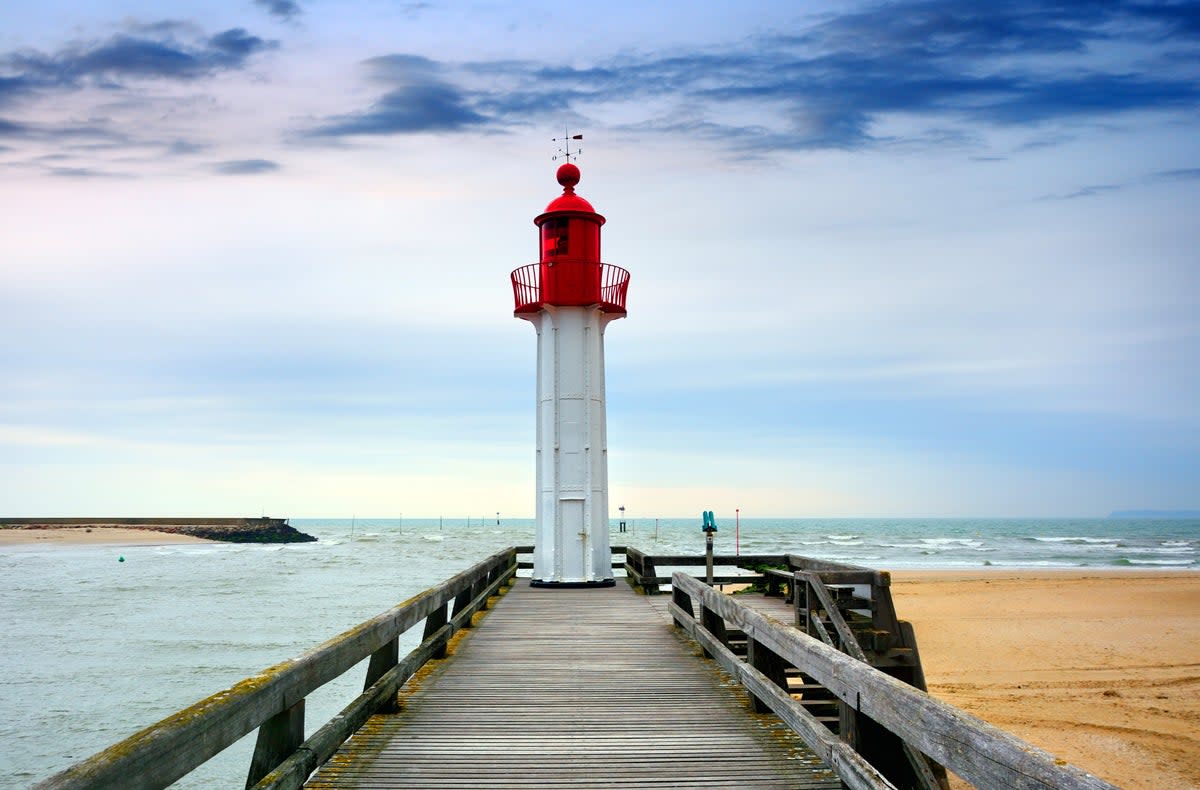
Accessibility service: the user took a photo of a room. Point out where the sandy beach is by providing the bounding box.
[890,570,1200,790]
[0,527,216,547]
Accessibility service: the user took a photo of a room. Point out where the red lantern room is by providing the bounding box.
[511,164,629,316]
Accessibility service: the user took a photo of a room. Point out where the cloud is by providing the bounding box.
[254,0,302,22]
[1036,164,1200,201]
[0,22,277,171]
[0,75,40,108]
[0,117,30,136]
[45,165,131,179]
[1,25,275,90]
[305,0,1200,151]
[1040,183,1124,201]
[1155,166,1200,181]
[213,158,281,174]
[165,139,210,156]
[306,56,488,137]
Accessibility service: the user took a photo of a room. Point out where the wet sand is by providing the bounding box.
[890,570,1200,790]
[0,527,215,547]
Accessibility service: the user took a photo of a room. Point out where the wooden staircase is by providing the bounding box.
[760,559,948,790]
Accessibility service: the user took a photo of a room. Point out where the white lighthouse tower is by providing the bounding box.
[510,162,630,586]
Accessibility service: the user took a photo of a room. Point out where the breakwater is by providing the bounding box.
[0,517,317,543]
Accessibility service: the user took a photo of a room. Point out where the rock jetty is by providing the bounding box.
[0,517,318,543]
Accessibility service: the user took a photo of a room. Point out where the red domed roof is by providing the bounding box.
[544,163,596,213]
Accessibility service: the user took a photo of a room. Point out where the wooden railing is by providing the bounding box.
[34,548,518,790]
[669,572,1119,790]
[514,544,628,574]
[624,548,785,593]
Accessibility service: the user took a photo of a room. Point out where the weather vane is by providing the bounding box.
[552,129,583,163]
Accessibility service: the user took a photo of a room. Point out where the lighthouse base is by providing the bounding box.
[530,578,615,589]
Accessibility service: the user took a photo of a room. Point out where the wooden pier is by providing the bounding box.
[34,547,1124,790]
[307,583,839,789]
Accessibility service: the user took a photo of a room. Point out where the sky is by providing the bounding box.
[1,0,1197,519]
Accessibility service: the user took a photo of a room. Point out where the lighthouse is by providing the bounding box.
[511,162,630,586]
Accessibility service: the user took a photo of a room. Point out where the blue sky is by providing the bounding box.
[1,0,1197,518]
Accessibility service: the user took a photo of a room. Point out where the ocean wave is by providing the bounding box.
[829,539,864,546]
[976,559,1082,567]
[1163,540,1193,547]
[1125,558,1195,566]
[1031,536,1121,544]
[826,534,858,540]
[921,538,984,546]
[1122,546,1195,555]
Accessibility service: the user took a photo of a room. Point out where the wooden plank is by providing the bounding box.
[674,573,1121,790]
[308,583,841,790]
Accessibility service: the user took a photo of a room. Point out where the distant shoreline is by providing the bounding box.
[0,527,216,547]
[0,518,319,544]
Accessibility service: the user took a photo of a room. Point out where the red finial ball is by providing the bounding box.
[556,163,580,190]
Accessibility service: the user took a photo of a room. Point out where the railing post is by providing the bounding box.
[642,556,659,595]
[792,572,805,627]
[423,602,450,659]
[451,585,474,625]
[746,637,790,714]
[626,549,645,591]
[699,604,729,659]
[245,699,304,789]
[363,637,400,713]
[671,584,694,623]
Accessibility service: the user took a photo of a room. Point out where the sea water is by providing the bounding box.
[1,517,1196,788]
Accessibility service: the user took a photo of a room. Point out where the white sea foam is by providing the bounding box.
[977,559,1082,567]
[1032,536,1121,544]
[1124,546,1194,555]
[921,538,984,547]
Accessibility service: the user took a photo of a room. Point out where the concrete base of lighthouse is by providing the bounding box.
[521,304,617,586]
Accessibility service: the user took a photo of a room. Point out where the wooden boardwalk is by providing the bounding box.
[306,582,841,789]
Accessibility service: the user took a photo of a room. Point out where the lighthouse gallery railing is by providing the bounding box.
[511,261,630,314]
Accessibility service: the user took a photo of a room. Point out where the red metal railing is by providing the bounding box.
[511,262,630,315]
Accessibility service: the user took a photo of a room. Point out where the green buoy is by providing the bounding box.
[118,556,125,563]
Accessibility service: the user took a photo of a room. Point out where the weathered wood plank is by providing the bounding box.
[308,583,841,790]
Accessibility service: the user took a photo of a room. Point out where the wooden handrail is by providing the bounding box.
[796,570,868,661]
[514,545,628,573]
[34,548,518,790]
[670,572,1119,790]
